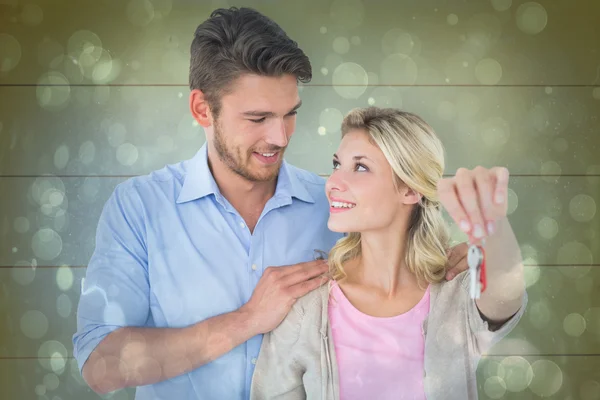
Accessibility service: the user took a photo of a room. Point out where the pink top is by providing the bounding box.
[328,282,430,400]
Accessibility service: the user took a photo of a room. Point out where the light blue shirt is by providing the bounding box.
[73,143,342,399]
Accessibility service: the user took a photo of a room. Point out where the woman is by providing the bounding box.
[250,107,527,400]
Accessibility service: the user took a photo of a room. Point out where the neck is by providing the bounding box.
[206,147,276,211]
[350,220,418,298]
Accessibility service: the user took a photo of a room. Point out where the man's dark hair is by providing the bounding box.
[189,7,312,117]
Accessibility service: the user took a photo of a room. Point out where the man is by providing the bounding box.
[73,7,468,399]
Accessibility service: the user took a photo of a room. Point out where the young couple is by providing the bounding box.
[74,7,526,400]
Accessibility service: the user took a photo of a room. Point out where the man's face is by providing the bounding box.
[209,73,301,182]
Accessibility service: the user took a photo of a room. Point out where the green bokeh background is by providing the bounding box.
[1,0,599,399]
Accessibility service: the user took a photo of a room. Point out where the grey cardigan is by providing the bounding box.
[250,270,527,399]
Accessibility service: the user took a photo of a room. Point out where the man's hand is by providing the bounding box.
[445,242,468,280]
[240,259,329,335]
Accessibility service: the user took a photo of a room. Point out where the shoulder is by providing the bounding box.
[111,158,190,204]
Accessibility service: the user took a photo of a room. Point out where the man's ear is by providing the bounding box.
[190,89,213,128]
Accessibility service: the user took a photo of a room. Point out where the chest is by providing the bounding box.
[143,199,341,327]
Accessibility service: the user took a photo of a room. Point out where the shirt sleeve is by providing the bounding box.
[72,180,150,374]
[461,271,528,354]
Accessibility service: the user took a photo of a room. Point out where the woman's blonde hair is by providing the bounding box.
[328,107,450,286]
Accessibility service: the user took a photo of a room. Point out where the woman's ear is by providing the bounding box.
[401,186,423,205]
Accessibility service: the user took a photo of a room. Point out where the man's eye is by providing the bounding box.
[249,118,266,123]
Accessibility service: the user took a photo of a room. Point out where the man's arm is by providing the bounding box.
[75,181,329,394]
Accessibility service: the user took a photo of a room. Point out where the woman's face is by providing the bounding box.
[325,129,417,234]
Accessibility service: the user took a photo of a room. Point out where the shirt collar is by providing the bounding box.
[176,143,314,204]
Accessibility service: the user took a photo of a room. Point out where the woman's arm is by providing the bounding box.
[475,217,525,324]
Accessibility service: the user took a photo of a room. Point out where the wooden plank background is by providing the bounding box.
[1,0,599,399]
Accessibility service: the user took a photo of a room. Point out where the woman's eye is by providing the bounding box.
[356,164,368,172]
[332,160,340,170]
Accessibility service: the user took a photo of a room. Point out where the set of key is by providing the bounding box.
[467,243,487,299]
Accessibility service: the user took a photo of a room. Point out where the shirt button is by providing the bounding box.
[251,358,257,364]
[251,264,257,271]
[239,222,245,228]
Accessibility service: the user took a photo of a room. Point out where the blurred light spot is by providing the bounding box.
[37,38,64,69]
[500,356,533,392]
[516,2,548,35]
[68,30,102,62]
[520,244,537,262]
[48,191,64,207]
[536,216,558,239]
[56,266,73,291]
[545,86,553,94]
[108,122,127,146]
[580,380,600,400]
[569,194,596,222]
[491,0,512,11]
[321,67,328,75]
[333,37,350,54]
[563,313,586,337]
[350,36,361,45]
[92,50,120,83]
[529,360,562,396]
[381,54,417,86]
[545,197,562,218]
[43,373,59,391]
[553,137,568,152]
[483,360,506,380]
[0,34,22,72]
[481,117,510,147]
[127,0,155,26]
[53,145,69,170]
[593,88,600,100]
[117,143,139,166]
[14,216,30,233]
[21,310,49,339]
[437,101,456,121]
[456,92,480,118]
[39,341,68,374]
[475,58,502,85]
[11,261,36,285]
[584,308,600,335]
[447,14,458,25]
[529,301,551,329]
[557,241,593,270]
[36,72,71,111]
[523,263,540,288]
[540,161,561,183]
[320,26,327,34]
[79,141,96,165]
[484,376,506,398]
[319,108,344,133]
[382,28,416,55]
[506,188,518,215]
[32,228,63,261]
[330,0,364,29]
[35,385,46,396]
[57,293,72,318]
[318,127,327,136]
[367,97,375,105]
[21,4,44,25]
[332,62,368,99]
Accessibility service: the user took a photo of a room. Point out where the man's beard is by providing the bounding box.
[213,121,284,182]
